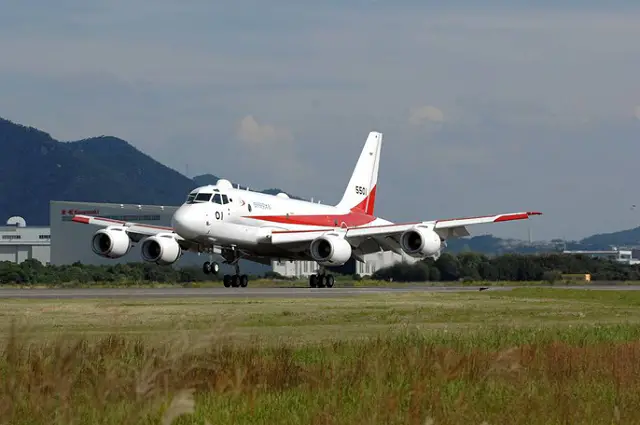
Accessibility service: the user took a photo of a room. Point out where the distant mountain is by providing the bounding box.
[0,117,301,225]
[578,226,640,250]
[445,235,559,255]
[446,226,640,257]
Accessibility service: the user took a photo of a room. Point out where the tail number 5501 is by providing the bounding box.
[355,185,368,195]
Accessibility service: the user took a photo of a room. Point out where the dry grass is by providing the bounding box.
[2,288,640,424]
[3,324,640,424]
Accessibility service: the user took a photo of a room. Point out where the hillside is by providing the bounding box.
[446,227,640,256]
[578,226,640,250]
[0,117,301,226]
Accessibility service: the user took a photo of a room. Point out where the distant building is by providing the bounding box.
[0,216,51,264]
[271,250,417,277]
[562,248,640,265]
[49,200,179,266]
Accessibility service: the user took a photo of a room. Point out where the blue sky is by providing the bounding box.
[1,0,640,241]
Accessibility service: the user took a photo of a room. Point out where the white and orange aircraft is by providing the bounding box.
[71,131,542,288]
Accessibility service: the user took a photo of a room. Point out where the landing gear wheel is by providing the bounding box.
[203,261,220,275]
[231,275,240,287]
[309,274,317,288]
[317,274,326,288]
[325,274,334,288]
[239,274,249,287]
[223,274,231,288]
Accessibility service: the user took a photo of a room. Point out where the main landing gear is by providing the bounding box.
[201,248,249,288]
[222,263,248,288]
[309,268,335,288]
[221,247,248,288]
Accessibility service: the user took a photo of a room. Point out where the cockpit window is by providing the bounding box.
[195,193,212,202]
[221,195,229,204]
[212,194,222,204]
[186,192,212,204]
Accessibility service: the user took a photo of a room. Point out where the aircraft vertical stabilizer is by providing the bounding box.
[336,131,382,216]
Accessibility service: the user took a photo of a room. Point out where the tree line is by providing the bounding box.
[0,252,638,285]
[371,252,640,282]
[0,260,216,285]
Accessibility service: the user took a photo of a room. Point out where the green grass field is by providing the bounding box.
[3,287,640,424]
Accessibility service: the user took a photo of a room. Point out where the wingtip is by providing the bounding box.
[527,211,543,216]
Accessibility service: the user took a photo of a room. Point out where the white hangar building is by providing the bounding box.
[49,200,180,266]
[48,200,411,276]
[0,216,51,264]
[272,251,415,277]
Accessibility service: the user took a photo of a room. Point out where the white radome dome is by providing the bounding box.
[216,179,233,190]
[6,216,26,227]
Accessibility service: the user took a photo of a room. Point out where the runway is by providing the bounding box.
[0,285,639,299]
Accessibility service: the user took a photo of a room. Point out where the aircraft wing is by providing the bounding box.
[70,214,203,251]
[71,214,281,264]
[268,211,542,256]
[72,214,177,236]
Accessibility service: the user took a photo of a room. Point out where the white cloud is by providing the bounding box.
[232,115,308,187]
[235,115,293,145]
[408,105,445,125]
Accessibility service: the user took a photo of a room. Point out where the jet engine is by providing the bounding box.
[400,226,442,258]
[91,227,131,259]
[140,234,182,265]
[310,233,352,266]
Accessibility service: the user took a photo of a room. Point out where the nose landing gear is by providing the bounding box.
[202,261,219,275]
[200,248,248,288]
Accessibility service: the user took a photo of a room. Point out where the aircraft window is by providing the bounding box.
[194,193,212,202]
[186,193,196,203]
[212,194,222,204]
[222,195,229,204]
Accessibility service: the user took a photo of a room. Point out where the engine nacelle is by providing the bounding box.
[400,226,442,258]
[310,233,352,266]
[140,234,182,265]
[91,227,131,259]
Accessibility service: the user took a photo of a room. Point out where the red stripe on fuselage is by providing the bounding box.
[248,210,377,228]
[244,184,378,228]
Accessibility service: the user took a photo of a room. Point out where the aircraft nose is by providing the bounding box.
[171,206,201,239]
